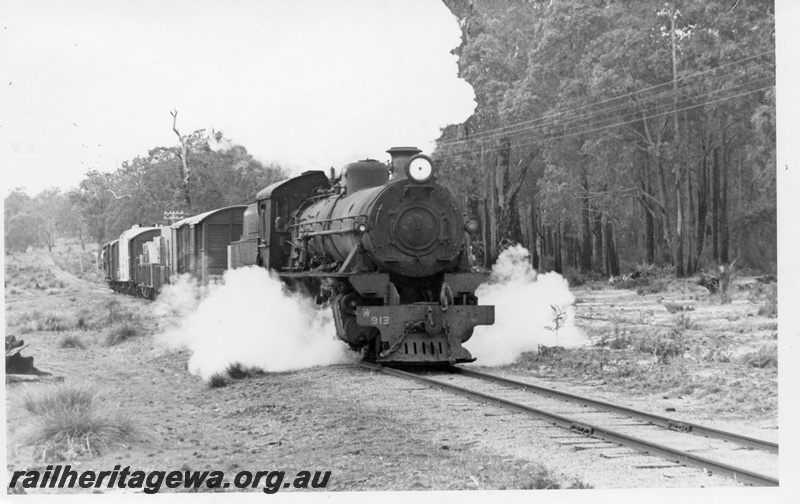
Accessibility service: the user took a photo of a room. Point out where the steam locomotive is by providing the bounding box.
[102,147,495,364]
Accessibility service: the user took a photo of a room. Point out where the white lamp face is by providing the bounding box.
[408,156,433,182]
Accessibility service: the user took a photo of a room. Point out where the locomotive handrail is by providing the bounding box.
[299,228,358,238]
[287,214,368,228]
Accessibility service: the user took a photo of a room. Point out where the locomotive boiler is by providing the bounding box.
[232,147,495,364]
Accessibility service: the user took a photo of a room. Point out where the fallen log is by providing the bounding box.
[6,374,64,384]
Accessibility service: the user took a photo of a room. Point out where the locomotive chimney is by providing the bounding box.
[387,147,422,181]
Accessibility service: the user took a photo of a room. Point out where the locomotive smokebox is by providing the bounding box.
[387,147,422,181]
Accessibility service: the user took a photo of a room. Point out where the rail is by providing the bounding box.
[357,362,778,487]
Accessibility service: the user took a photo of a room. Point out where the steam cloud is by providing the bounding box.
[465,245,588,366]
[155,267,355,381]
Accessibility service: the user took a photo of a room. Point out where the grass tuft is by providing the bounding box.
[22,382,136,459]
[516,466,564,489]
[742,344,778,368]
[226,362,248,379]
[208,373,228,388]
[22,382,95,416]
[226,362,266,380]
[103,322,141,347]
[57,334,87,350]
[673,313,696,330]
[757,284,777,318]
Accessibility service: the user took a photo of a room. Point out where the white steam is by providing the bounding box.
[465,245,588,366]
[155,267,355,381]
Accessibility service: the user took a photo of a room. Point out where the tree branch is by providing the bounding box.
[106,189,131,200]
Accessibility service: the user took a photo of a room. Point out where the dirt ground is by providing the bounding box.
[4,250,781,495]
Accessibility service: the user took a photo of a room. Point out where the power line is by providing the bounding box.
[436,51,774,148]
[439,63,773,148]
[438,84,773,159]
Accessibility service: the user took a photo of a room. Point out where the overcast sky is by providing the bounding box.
[1,0,476,194]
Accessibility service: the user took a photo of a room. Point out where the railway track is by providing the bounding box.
[358,361,779,487]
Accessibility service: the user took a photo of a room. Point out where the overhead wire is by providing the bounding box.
[439,82,774,158]
[436,50,774,146]
[436,52,774,151]
[438,64,774,150]
[437,78,774,158]
[442,62,774,148]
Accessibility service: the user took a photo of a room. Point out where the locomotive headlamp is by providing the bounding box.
[406,154,434,183]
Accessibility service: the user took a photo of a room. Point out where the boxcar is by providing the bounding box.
[101,239,120,283]
[171,205,247,284]
[136,227,172,299]
[103,225,161,294]
[229,203,260,269]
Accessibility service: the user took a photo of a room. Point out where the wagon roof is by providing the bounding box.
[118,226,162,242]
[255,171,327,201]
[170,205,248,229]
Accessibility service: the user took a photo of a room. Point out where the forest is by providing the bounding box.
[4,126,286,253]
[5,0,775,280]
[435,0,775,277]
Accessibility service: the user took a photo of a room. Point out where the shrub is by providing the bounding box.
[517,466,562,490]
[226,362,265,380]
[635,279,669,295]
[23,382,136,459]
[22,382,95,416]
[758,284,777,318]
[632,329,685,364]
[104,299,121,325]
[208,373,228,388]
[74,308,92,330]
[562,267,589,287]
[103,322,140,346]
[742,344,777,368]
[226,362,249,379]
[57,335,86,350]
[673,313,696,330]
[38,313,74,332]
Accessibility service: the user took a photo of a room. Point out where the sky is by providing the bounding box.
[1,0,476,194]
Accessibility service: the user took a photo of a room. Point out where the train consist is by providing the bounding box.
[101,147,495,364]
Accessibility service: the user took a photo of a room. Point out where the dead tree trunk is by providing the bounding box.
[170,110,192,213]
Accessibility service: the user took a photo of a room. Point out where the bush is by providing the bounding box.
[103,322,141,346]
[208,373,228,388]
[22,382,95,416]
[41,313,75,332]
[610,263,675,293]
[632,329,685,364]
[7,310,83,332]
[562,267,589,287]
[517,466,562,490]
[57,335,86,349]
[758,284,777,318]
[635,279,668,295]
[22,382,136,459]
[673,313,696,330]
[226,362,266,380]
[74,308,94,330]
[742,344,777,368]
